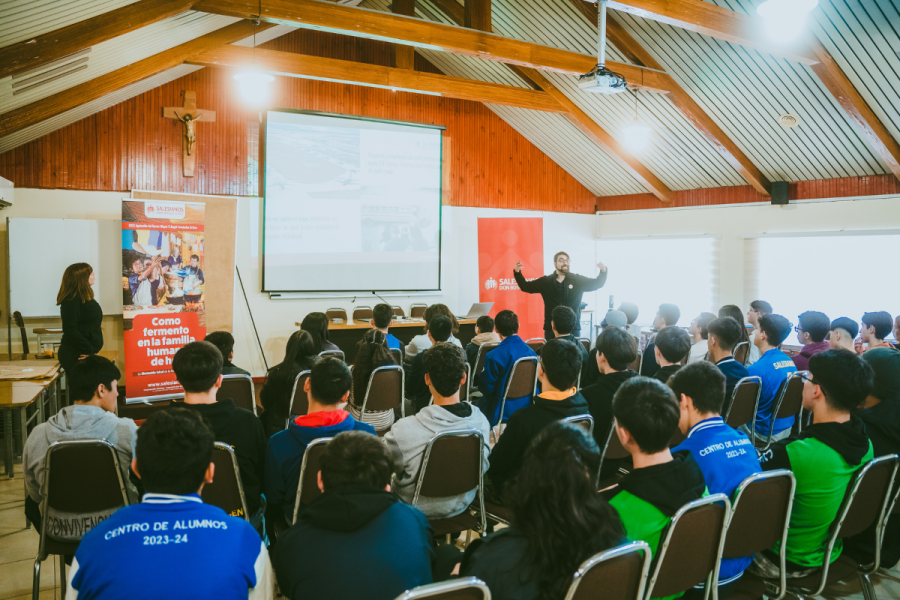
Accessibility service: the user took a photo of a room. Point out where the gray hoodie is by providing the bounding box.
[23,404,139,541]
[384,403,490,518]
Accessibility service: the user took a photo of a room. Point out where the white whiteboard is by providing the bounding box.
[9,217,122,317]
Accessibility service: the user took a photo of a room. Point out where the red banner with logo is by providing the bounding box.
[477,218,544,341]
[122,199,207,402]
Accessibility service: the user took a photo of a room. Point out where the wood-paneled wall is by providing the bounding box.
[0,29,597,213]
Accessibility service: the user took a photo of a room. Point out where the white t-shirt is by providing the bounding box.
[687,339,709,363]
[405,334,463,362]
[747,331,761,366]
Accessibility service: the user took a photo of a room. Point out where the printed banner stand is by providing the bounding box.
[122,199,207,403]
[477,218,544,341]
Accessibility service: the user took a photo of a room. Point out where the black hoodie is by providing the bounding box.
[582,370,639,445]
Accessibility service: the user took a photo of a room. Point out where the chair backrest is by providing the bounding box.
[564,541,651,600]
[361,364,405,416]
[319,349,345,362]
[410,303,428,319]
[394,577,491,600]
[413,430,484,504]
[627,350,642,374]
[468,341,499,399]
[390,347,403,365]
[525,337,546,354]
[733,341,750,365]
[325,308,347,321]
[392,306,405,317]
[219,374,256,415]
[460,363,470,402]
[645,494,730,600]
[597,420,630,482]
[723,376,762,436]
[13,310,29,356]
[292,437,332,524]
[202,443,249,520]
[352,306,373,321]
[723,470,795,560]
[761,371,804,448]
[497,356,538,425]
[288,370,312,423]
[578,337,591,354]
[40,440,130,552]
[562,414,594,437]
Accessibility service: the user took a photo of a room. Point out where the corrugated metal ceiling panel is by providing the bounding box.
[0,0,141,48]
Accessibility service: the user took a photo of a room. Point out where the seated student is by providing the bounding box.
[265,358,376,530]
[260,330,320,438]
[602,378,707,569]
[205,330,251,376]
[746,300,773,366]
[707,317,751,404]
[67,409,272,599]
[348,329,399,431]
[745,314,797,443]
[829,317,859,353]
[580,327,638,477]
[718,304,751,355]
[750,350,873,580]
[479,310,538,425]
[858,310,895,352]
[669,362,762,597]
[640,303,681,378]
[652,326,692,384]
[466,315,500,367]
[551,305,589,375]
[619,301,641,341]
[301,311,340,354]
[174,341,266,524]
[461,422,625,600]
[272,431,438,600]
[791,311,830,371]
[23,355,139,539]
[844,347,900,568]
[583,310,628,387]
[386,343,490,518]
[485,338,589,499]
[406,304,463,362]
[406,315,465,413]
[687,312,716,364]
[372,303,404,355]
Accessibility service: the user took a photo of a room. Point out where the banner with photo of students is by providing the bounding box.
[121,199,207,402]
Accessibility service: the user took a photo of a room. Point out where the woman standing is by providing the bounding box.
[57,263,103,372]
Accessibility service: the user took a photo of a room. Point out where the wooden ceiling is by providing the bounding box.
[1,0,898,203]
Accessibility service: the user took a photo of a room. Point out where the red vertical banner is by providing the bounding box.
[477,218,544,341]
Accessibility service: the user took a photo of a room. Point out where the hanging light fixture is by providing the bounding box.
[622,71,652,152]
[757,0,818,42]
[234,1,274,105]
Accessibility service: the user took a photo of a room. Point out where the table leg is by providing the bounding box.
[17,407,27,462]
[3,410,13,479]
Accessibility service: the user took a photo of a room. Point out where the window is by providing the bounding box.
[595,236,720,328]
[745,232,900,346]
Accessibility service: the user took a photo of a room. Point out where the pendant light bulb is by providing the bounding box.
[622,116,652,152]
[757,0,818,42]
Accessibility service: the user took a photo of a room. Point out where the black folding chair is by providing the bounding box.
[219,374,256,415]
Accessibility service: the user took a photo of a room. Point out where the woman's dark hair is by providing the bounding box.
[423,304,459,336]
[718,304,750,345]
[352,329,396,404]
[508,422,625,600]
[260,330,319,434]
[301,312,331,352]
[57,262,94,305]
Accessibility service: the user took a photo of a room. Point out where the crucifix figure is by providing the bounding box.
[163,90,216,177]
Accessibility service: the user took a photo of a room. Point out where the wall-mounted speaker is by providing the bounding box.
[771,181,789,205]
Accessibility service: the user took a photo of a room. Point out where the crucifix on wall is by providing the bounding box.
[163,90,216,177]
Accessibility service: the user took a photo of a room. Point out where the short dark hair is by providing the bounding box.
[862,311,893,340]
[69,355,121,402]
[668,361,726,415]
[618,302,639,325]
[655,326,692,363]
[204,331,235,360]
[320,431,392,490]
[707,317,743,351]
[553,251,569,263]
[798,311,830,343]
[540,338,582,390]
[424,342,466,397]
[428,314,453,343]
[137,408,214,494]
[495,309,519,337]
[612,377,680,454]
[372,303,393,329]
[830,317,859,339]
[309,357,352,405]
[809,349,874,412]
[695,312,716,340]
[190,254,199,262]
[750,300,773,315]
[596,327,637,371]
[659,303,681,326]
[551,305,578,335]
[476,315,494,333]
[173,341,223,393]
[758,314,792,347]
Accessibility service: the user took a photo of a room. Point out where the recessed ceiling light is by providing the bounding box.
[779,113,800,128]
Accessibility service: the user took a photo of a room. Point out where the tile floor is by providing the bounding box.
[1,451,898,600]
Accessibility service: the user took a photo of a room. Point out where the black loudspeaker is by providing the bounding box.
[771,181,789,205]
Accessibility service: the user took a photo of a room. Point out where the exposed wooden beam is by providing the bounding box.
[0,21,271,139]
[430,0,465,24]
[187,45,569,113]
[465,0,491,32]
[0,0,196,79]
[518,67,672,202]
[606,0,819,65]
[193,0,670,93]
[391,0,416,69]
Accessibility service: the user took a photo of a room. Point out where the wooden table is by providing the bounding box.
[293,319,478,362]
[0,381,45,478]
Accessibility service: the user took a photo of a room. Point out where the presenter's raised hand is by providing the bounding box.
[597,261,608,272]
[514,261,524,273]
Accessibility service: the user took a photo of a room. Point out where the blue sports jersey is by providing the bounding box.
[67,494,271,599]
[386,333,401,350]
[747,348,797,435]
[674,418,762,585]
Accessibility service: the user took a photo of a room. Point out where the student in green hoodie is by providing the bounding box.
[602,377,708,599]
[751,349,874,580]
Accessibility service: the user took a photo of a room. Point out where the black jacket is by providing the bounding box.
[181,399,267,516]
[460,527,538,600]
[487,392,590,492]
[582,370,639,479]
[260,356,319,439]
[653,364,682,384]
[59,296,103,354]
[513,269,608,332]
[603,451,707,517]
[640,342,660,378]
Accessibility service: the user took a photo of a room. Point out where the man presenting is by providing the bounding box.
[513,251,608,341]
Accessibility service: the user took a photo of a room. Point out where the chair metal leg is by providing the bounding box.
[32,555,42,600]
[60,557,67,599]
[859,572,877,600]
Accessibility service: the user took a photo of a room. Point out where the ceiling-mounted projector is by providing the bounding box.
[578,65,627,94]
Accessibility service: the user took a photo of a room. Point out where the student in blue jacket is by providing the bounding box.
[669,361,762,599]
[478,310,537,425]
[746,314,798,443]
[67,408,273,599]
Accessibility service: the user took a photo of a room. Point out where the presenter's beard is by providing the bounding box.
[557,265,569,275]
